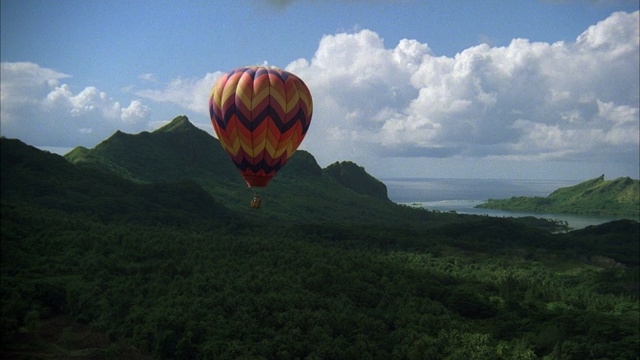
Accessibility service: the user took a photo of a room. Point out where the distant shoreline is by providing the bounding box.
[402,199,636,230]
[383,177,638,229]
[475,176,639,218]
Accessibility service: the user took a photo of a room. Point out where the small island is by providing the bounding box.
[476,175,639,218]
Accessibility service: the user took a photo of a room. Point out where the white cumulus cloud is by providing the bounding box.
[1,62,70,120]
[121,100,151,124]
[137,11,638,174]
[1,62,152,148]
[285,10,639,167]
[136,72,222,115]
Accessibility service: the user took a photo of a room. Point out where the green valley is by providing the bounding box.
[1,116,638,359]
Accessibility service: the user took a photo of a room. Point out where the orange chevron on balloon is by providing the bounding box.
[209,66,313,188]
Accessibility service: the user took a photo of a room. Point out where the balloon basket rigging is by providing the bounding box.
[250,192,262,209]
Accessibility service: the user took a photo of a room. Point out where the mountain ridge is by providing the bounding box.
[64,116,390,203]
[1,137,233,225]
[323,161,389,201]
[58,116,438,226]
[66,116,239,185]
[476,175,639,217]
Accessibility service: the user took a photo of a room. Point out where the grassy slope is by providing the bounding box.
[477,175,640,217]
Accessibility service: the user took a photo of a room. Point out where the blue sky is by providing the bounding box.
[1,0,639,180]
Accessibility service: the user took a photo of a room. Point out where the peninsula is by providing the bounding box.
[476,175,639,217]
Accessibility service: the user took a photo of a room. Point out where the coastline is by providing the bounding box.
[382,178,636,230]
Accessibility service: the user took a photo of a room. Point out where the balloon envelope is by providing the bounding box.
[209,66,313,187]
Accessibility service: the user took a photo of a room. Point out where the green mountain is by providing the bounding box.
[323,161,389,201]
[1,137,232,226]
[63,116,430,227]
[476,175,640,217]
[65,116,238,186]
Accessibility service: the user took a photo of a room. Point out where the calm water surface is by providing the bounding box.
[382,178,634,229]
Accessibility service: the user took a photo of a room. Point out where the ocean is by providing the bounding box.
[381,178,631,230]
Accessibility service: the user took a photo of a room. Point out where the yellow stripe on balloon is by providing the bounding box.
[269,88,287,113]
[286,90,300,113]
[265,138,277,158]
[252,86,270,111]
[221,76,240,107]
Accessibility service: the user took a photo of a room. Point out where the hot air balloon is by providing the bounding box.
[209,66,313,191]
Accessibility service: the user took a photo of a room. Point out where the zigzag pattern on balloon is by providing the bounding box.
[209,66,313,187]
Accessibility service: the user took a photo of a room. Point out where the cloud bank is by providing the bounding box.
[1,11,638,176]
[135,72,222,115]
[1,62,151,147]
[286,11,639,167]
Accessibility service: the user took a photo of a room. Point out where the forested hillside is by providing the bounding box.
[2,125,639,359]
[63,116,412,226]
[477,175,640,217]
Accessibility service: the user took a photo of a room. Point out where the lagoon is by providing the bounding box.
[382,178,633,230]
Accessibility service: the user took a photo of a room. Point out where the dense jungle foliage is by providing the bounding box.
[2,123,639,359]
[2,200,638,359]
